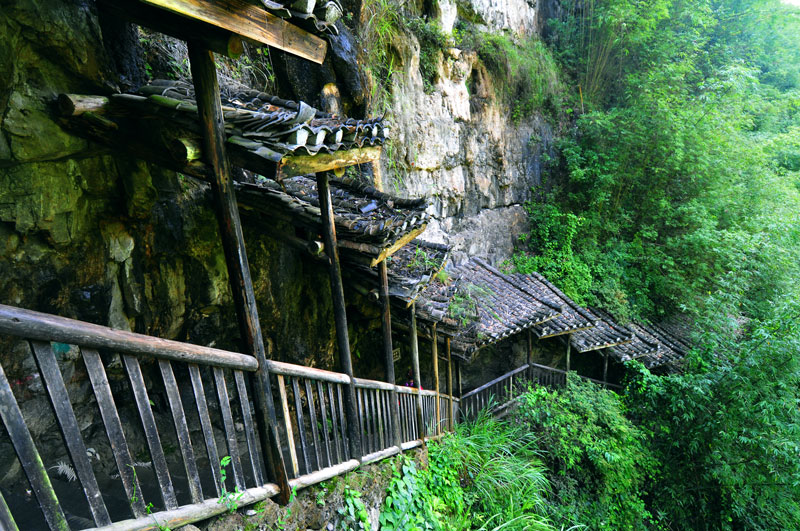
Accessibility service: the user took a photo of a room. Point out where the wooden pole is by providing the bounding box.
[379,261,401,447]
[566,335,571,372]
[446,337,453,430]
[316,172,363,460]
[187,44,290,502]
[409,303,425,441]
[603,350,609,388]
[432,324,440,435]
[457,359,462,397]
[527,329,533,366]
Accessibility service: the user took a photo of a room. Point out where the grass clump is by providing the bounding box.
[407,17,449,94]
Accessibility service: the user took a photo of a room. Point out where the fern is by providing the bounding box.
[50,461,77,483]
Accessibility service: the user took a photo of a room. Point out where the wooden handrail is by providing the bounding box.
[462,364,530,399]
[0,304,257,371]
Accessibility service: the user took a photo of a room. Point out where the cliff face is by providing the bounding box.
[374,0,561,262]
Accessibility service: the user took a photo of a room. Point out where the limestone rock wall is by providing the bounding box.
[374,0,559,264]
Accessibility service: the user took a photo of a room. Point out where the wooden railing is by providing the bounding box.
[0,304,457,531]
[460,362,620,420]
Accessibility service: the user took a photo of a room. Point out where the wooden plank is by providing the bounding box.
[84,348,147,517]
[188,43,290,503]
[0,489,18,531]
[122,354,178,510]
[213,367,246,490]
[379,261,402,446]
[373,390,384,451]
[0,362,69,530]
[370,226,428,267]
[30,341,112,526]
[158,359,204,504]
[317,172,363,461]
[0,304,256,371]
[316,381,332,468]
[266,360,350,384]
[328,382,343,463]
[291,377,311,475]
[235,371,265,486]
[142,0,326,63]
[277,375,299,478]
[188,364,222,497]
[336,384,349,461]
[278,147,381,178]
[356,387,367,454]
[304,379,322,471]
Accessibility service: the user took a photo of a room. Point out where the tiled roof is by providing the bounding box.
[385,240,450,304]
[415,258,562,357]
[509,273,595,338]
[637,322,690,371]
[259,0,343,35]
[131,80,387,159]
[236,175,427,263]
[609,321,660,362]
[570,308,634,353]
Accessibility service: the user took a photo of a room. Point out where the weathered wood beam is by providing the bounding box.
[98,0,244,58]
[370,225,427,267]
[409,302,426,442]
[57,94,109,116]
[527,329,532,366]
[278,147,382,178]
[446,337,453,430]
[432,323,440,434]
[379,260,402,447]
[142,0,327,63]
[603,350,609,388]
[188,43,291,502]
[566,334,571,372]
[316,171,363,460]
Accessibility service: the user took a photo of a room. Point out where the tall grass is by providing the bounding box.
[429,407,553,531]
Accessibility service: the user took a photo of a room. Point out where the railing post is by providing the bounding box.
[432,323,440,434]
[566,334,571,372]
[316,171,363,461]
[409,303,425,442]
[378,260,402,447]
[446,337,453,430]
[188,43,290,502]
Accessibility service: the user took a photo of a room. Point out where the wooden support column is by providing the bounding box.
[316,171,363,460]
[379,261,401,447]
[187,44,290,502]
[603,350,609,388]
[409,303,425,441]
[566,335,572,372]
[432,324,440,434]
[527,329,533,366]
[456,359,462,397]
[446,337,453,430]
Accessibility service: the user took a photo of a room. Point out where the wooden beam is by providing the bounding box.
[142,0,327,63]
[317,171,363,460]
[278,147,382,178]
[410,302,426,442]
[432,323,440,435]
[603,350,609,388]
[98,0,244,58]
[526,329,532,366]
[188,43,291,502]
[566,334,571,372]
[446,337,453,430]
[370,225,427,267]
[379,261,402,447]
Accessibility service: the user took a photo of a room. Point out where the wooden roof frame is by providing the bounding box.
[134,0,327,63]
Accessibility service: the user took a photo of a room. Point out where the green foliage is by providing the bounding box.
[338,487,371,530]
[623,294,800,530]
[475,33,565,122]
[513,375,655,529]
[512,200,593,305]
[217,456,244,514]
[380,457,442,530]
[447,283,492,327]
[276,487,297,530]
[407,18,448,94]
[359,0,403,112]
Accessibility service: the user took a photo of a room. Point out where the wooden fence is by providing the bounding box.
[0,304,457,531]
[460,362,621,420]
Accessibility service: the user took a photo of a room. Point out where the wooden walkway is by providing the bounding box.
[0,304,457,531]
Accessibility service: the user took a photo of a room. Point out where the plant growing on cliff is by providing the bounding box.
[338,487,371,530]
[407,17,449,94]
[360,0,403,113]
[218,456,244,514]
